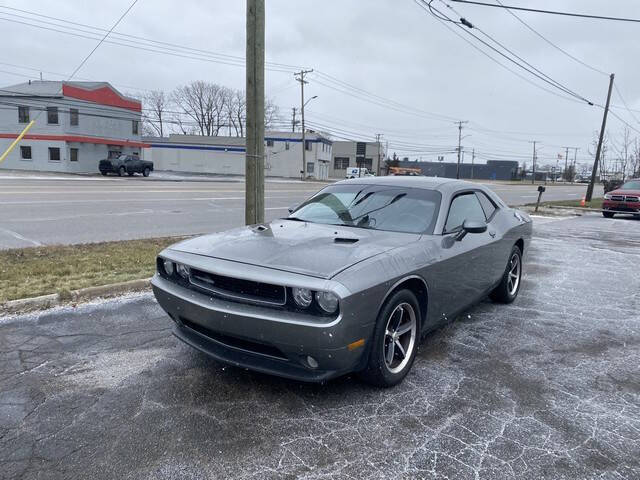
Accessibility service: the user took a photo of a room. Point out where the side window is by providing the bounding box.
[444,192,486,233]
[475,191,497,220]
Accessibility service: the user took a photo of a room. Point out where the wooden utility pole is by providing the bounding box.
[471,148,475,179]
[291,107,297,132]
[586,73,615,203]
[375,133,382,176]
[563,147,569,182]
[456,121,464,179]
[295,69,313,179]
[530,141,537,184]
[245,0,265,225]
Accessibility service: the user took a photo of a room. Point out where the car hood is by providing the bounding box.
[168,220,420,279]
[609,188,640,196]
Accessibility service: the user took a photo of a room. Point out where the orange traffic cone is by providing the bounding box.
[580,196,586,207]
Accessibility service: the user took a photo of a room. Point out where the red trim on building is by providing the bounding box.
[0,133,148,148]
[62,84,142,112]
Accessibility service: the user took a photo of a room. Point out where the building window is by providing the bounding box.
[70,148,78,162]
[48,147,60,161]
[334,157,349,170]
[18,106,29,123]
[132,120,139,135]
[70,108,79,126]
[363,157,373,170]
[266,139,274,147]
[20,146,32,160]
[306,162,315,173]
[47,107,58,124]
[285,141,290,150]
[305,140,312,151]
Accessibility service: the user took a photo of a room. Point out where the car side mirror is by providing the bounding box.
[287,204,298,214]
[455,220,487,241]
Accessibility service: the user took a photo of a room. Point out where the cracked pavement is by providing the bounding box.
[1,215,639,479]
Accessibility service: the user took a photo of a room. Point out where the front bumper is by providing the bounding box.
[151,274,373,382]
[602,200,640,213]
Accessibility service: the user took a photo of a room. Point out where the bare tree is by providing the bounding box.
[171,81,227,136]
[614,126,632,180]
[264,98,280,130]
[632,138,640,178]
[588,130,610,179]
[141,90,168,137]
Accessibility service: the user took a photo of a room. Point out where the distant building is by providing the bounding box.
[397,159,519,181]
[0,81,144,173]
[330,141,385,178]
[143,131,333,180]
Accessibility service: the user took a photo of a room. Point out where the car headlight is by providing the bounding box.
[163,259,174,276]
[604,193,612,200]
[292,287,313,308]
[176,263,190,279]
[316,291,339,313]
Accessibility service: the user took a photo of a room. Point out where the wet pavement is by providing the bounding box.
[1,215,639,479]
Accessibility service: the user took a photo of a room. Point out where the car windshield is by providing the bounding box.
[289,184,441,234]
[117,155,128,160]
[620,180,640,190]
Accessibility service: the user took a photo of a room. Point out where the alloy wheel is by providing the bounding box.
[383,302,417,374]
[508,252,521,296]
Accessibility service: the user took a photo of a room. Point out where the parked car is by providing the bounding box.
[99,154,153,177]
[152,177,532,387]
[602,179,640,218]
[346,167,374,179]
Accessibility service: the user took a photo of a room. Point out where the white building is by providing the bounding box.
[0,80,144,173]
[330,140,385,178]
[143,131,333,180]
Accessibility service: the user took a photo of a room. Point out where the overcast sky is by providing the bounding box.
[1,0,640,169]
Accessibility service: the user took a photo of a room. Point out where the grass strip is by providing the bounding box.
[0,236,187,303]
[529,197,604,209]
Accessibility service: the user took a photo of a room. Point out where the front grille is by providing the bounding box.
[625,195,639,202]
[611,195,625,201]
[189,268,286,306]
[179,317,288,360]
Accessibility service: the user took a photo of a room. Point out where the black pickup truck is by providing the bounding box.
[99,154,154,177]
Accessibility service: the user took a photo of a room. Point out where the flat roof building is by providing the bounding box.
[0,80,144,173]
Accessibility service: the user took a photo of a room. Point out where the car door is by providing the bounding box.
[433,191,494,318]
[474,190,506,285]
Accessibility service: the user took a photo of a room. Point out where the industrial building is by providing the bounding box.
[0,81,144,173]
[397,159,519,181]
[143,131,333,180]
[330,140,385,178]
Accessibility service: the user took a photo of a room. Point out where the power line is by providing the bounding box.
[613,83,640,125]
[493,0,609,77]
[421,0,594,105]
[449,1,640,23]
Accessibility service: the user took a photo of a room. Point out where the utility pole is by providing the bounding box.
[530,141,537,184]
[563,146,569,182]
[586,73,615,203]
[245,0,265,225]
[572,147,579,182]
[471,148,475,179]
[375,133,382,176]
[295,69,313,179]
[456,121,467,179]
[291,107,297,132]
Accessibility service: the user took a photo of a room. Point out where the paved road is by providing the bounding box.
[1,215,638,479]
[0,175,601,249]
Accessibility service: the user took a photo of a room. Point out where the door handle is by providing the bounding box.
[488,230,496,238]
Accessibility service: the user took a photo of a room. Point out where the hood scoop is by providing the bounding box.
[334,236,359,244]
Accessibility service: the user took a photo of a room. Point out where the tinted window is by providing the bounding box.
[18,106,29,123]
[476,191,497,219]
[621,180,640,190]
[70,108,79,126]
[48,147,60,161]
[291,184,441,234]
[20,146,32,160]
[445,192,486,233]
[47,107,58,124]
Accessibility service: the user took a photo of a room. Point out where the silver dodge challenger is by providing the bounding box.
[152,176,532,387]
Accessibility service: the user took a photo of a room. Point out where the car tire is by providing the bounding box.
[100,171,107,176]
[359,289,421,388]
[602,211,614,218]
[118,166,126,177]
[490,245,522,304]
[128,171,134,176]
[143,168,150,177]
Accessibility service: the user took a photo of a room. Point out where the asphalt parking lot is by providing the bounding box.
[1,214,639,479]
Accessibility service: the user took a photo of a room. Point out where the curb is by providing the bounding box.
[1,278,151,315]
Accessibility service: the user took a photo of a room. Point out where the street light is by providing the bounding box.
[301,95,318,179]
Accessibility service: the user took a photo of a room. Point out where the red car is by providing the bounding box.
[602,179,640,218]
